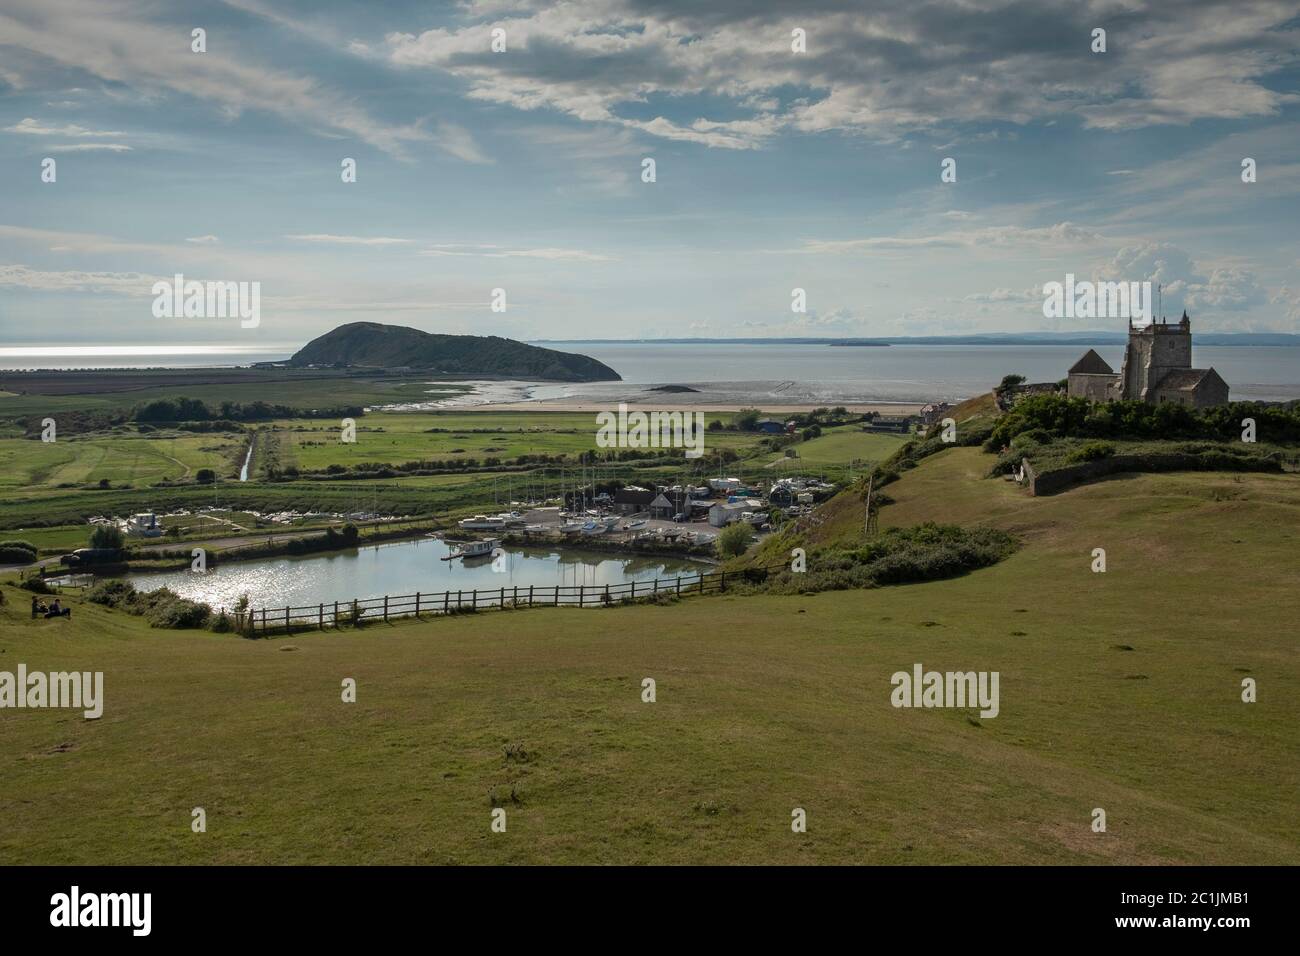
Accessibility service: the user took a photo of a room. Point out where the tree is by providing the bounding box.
[717,522,753,558]
[735,408,762,431]
[195,468,216,484]
[89,525,125,550]
[999,374,1027,389]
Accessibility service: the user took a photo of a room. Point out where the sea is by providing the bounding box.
[2,342,1297,404]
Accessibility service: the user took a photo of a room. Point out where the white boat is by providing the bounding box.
[623,519,648,531]
[458,515,507,530]
[444,537,501,561]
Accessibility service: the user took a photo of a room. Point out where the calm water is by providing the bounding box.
[124,537,706,610]
[525,343,1300,403]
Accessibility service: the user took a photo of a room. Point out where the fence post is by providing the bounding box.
[500,586,504,609]
[262,608,267,632]
[630,581,635,600]
[699,574,705,594]
[555,585,559,606]
[415,592,420,618]
[677,575,682,596]
[472,589,477,610]
[333,601,338,629]
[384,595,389,623]
[720,571,726,592]
[444,591,449,614]
[513,586,518,607]
[285,605,290,633]
[529,585,534,607]
[579,585,584,607]
[318,603,323,630]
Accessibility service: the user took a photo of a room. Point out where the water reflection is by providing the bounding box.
[123,536,706,611]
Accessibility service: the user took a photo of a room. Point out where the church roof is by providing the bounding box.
[1157,367,1216,390]
[1068,349,1114,375]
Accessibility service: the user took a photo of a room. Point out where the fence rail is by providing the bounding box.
[236,563,788,635]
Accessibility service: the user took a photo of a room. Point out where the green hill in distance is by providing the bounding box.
[290,322,621,383]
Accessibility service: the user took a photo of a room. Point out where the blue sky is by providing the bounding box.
[1,0,1298,349]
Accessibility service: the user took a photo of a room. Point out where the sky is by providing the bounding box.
[0,0,1298,350]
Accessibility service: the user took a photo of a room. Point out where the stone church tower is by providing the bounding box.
[1067,312,1229,408]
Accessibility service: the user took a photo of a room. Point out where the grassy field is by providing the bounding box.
[259,411,755,473]
[0,430,247,491]
[764,426,908,469]
[0,368,468,416]
[2,446,1295,864]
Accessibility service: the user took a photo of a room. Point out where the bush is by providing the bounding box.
[760,523,1017,595]
[717,522,754,558]
[20,577,53,594]
[195,468,216,484]
[0,539,37,555]
[89,525,125,550]
[1066,441,1117,464]
[146,598,210,629]
[87,580,135,606]
[0,546,37,564]
[87,580,212,629]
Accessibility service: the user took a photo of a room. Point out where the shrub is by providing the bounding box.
[761,523,1017,596]
[20,577,53,594]
[0,546,37,564]
[89,525,125,550]
[88,580,136,607]
[147,598,209,629]
[195,468,216,484]
[717,522,754,558]
[0,539,37,555]
[1066,441,1117,464]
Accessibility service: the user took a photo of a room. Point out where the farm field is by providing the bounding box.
[2,448,1295,864]
[764,426,909,470]
[256,410,757,474]
[0,431,247,490]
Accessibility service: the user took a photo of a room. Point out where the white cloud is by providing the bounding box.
[419,245,614,261]
[378,0,1299,149]
[185,235,221,244]
[47,143,132,152]
[3,116,122,136]
[284,234,415,246]
[0,0,431,158]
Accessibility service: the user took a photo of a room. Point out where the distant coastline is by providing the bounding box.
[534,332,1300,347]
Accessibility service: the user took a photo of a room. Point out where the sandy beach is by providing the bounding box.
[470,400,928,415]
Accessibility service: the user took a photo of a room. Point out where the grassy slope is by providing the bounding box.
[2,444,1296,864]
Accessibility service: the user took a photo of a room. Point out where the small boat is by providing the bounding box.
[624,519,647,531]
[458,515,507,530]
[443,537,502,560]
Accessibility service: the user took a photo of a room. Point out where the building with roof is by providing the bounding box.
[1066,313,1228,408]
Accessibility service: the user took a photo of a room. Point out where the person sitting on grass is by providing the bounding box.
[44,597,70,619]
[31,595,46,618]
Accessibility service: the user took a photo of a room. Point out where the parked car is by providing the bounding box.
[672,512,689,523]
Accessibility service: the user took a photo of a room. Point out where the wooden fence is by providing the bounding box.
[236,563,787,636]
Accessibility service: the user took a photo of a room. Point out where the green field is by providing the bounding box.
[3,447,1295,864]
[0,368,468,417]
[0,431,247,491]
[764,426,908,469]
